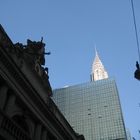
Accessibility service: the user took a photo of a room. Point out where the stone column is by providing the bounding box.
[0,85,8,110]
[5,94,16,116]
[34,124,42,140]
[41,130,47,140]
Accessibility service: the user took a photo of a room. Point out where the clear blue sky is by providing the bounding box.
[1,0,140,139]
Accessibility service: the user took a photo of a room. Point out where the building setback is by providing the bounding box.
[52,50,127,140]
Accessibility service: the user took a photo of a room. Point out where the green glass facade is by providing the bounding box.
[52,78,127,140]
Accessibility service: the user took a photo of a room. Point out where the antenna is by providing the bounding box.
[94,44,98,56]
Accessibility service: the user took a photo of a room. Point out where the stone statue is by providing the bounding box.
[26,37,45,65]
[14,38,50,77]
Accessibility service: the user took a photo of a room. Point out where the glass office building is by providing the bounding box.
[52,50,127,140]
[53,79,127,140]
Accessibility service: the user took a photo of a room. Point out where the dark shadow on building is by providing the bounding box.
[0,24,85,140]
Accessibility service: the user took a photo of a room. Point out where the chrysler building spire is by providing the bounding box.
[91,48,108,81]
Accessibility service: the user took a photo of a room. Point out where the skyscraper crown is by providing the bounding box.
[91,48,108,81]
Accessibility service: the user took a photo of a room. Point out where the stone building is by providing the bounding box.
[0,24,84,140]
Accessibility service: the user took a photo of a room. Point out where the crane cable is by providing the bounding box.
[131,0,140,63]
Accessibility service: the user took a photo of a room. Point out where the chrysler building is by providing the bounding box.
[91,49,108,81]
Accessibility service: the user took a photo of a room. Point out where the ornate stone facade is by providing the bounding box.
[0,24,85,140]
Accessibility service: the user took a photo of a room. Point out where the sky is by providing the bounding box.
[0,0,140,139]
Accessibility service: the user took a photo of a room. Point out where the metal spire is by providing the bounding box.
[91,48,108,81]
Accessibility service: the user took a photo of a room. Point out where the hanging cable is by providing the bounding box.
[131,0,140,80]
[131,0,140,62]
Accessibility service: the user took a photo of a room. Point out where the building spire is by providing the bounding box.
[91,48,108,81]
[95,45,97,56]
